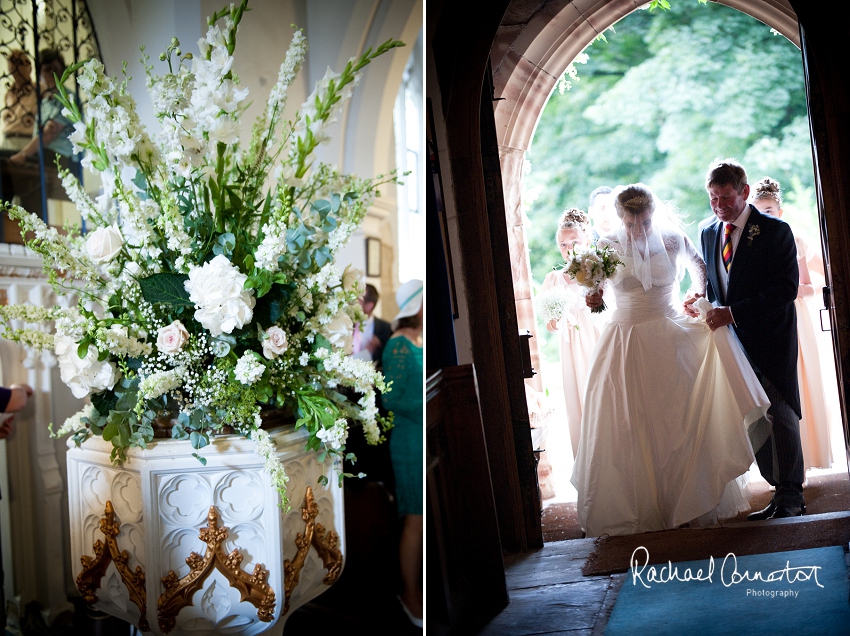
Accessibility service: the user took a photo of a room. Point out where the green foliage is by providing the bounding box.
[139,273,192,306]
[525,1,812,279]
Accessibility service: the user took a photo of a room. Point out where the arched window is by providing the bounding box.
[0,0,101,244]
[393,28,424,282]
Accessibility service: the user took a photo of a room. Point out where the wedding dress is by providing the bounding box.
[571,223,769,537]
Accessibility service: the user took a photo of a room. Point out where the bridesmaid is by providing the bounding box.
[540,208,600,458]
[751,177,833,472]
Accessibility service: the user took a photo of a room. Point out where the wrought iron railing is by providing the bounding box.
[0,0,101,243]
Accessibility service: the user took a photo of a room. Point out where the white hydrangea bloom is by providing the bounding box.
[54,334,119,399]
[184,255,256,336]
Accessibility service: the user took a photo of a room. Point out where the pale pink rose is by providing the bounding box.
[262,326,288,359]
[156,320,190,354]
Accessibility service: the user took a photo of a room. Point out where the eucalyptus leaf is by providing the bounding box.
[314,246,330,268]
[313,199,332,217]
[172,424,189,440]
[102,422,119,441]
[190,430,210,449]
[132,170,150,199]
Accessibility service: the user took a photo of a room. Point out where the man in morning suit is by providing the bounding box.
[686,158,804,520]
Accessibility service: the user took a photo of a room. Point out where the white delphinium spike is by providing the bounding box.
[60,170,113,226]
[5,205,102,284]
[264,29,307,133]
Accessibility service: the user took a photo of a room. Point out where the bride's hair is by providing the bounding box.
[556,207,589,235]
[752,177,782,206]
[613,183,656,218]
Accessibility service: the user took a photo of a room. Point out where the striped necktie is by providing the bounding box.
[722,223,734,272]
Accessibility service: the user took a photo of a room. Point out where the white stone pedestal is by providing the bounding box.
[66,426,345,635]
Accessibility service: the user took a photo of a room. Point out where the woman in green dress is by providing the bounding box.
[381,278,423,627]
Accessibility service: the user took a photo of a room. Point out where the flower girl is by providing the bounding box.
[538,208,600,458]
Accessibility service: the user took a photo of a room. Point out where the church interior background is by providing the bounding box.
[0,0,422,632]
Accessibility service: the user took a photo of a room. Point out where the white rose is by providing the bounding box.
[85,225,124,263]
[262,326,288,359]
[124,261,142,277]
[184,255,256,336]
[342,265,363,293]
[324,313,354,354]
[54,333,119,399]
[157,320,190,354]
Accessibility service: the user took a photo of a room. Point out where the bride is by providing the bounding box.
[571,183,770,537]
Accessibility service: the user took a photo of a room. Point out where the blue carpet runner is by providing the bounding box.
[606,546,850,635]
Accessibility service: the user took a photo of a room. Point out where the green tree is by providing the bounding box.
[524,1,813,289]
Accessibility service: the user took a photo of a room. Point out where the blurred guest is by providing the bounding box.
[0,382,33,630]
[7,48,80,221]
[352,283,393,369]
[0,382,32,426]
[381,279,423,627]
[588,185,615,242]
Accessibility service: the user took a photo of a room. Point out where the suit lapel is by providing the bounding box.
[704,219,722,300]
[727,205,760,300]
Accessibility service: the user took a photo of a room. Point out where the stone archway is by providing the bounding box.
[488,0,800,390]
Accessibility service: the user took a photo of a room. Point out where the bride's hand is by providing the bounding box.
[546,319,559,332]
[683,291,704,318]
[586,290,603,309]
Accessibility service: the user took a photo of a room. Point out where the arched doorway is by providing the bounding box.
[492,0,848,518]
[490,0,805,402]
[428,1,850,626]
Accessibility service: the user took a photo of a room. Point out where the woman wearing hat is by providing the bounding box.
[381,278,423,627]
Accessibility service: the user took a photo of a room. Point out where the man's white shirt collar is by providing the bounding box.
[727,204,752,230]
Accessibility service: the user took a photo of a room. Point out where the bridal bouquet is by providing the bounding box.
[564,244,623,313]
[536,284,579,327]
[0,0,402,509]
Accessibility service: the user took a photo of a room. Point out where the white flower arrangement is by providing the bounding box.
[564,244,624,313]
[0,0,402,510]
